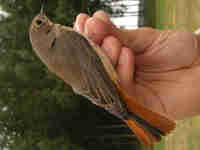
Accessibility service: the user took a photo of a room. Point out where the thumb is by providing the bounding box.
[112,27,161,54]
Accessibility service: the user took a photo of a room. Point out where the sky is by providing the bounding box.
[111,0,139,29]
[0,7,7,16]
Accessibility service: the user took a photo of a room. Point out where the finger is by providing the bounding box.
[74,13,89,33]
[83,11,161,53]
[116,47,135,88]
[101,36,122,66]
[85,13,161,53]
[93,10,113,24]
[85,17,112,45]
[92,11,161,53]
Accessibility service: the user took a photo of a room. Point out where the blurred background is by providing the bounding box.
[0,0,200,150]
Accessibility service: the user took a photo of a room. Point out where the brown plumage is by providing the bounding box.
[29,13,176,146]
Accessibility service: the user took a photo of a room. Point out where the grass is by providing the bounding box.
[157,0,200,31]
[143,0,156,28]
[145,0,200,31]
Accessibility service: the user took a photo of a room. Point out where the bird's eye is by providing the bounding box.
[36,19,43,25]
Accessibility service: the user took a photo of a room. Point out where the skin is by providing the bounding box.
[73,11,200,120]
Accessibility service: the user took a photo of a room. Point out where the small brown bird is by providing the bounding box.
[29,1,175,146]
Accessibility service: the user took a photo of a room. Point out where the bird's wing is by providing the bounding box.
[60,28,126,114]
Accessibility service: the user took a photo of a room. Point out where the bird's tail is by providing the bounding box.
[117,85,176,146]
[124,119,158,146]
[124,113,164,146]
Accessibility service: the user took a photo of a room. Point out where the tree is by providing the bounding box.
[0,0,139,150]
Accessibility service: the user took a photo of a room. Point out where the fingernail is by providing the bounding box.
[74,13,89,33]
[75,24,82,32]
[93,10,111,23]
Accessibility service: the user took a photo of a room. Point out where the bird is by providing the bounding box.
[29,1,176,146]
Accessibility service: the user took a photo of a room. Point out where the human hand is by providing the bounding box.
[73,11,200,120]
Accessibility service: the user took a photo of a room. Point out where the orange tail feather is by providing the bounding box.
[117,85,176,135]
[124,119,152,146]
